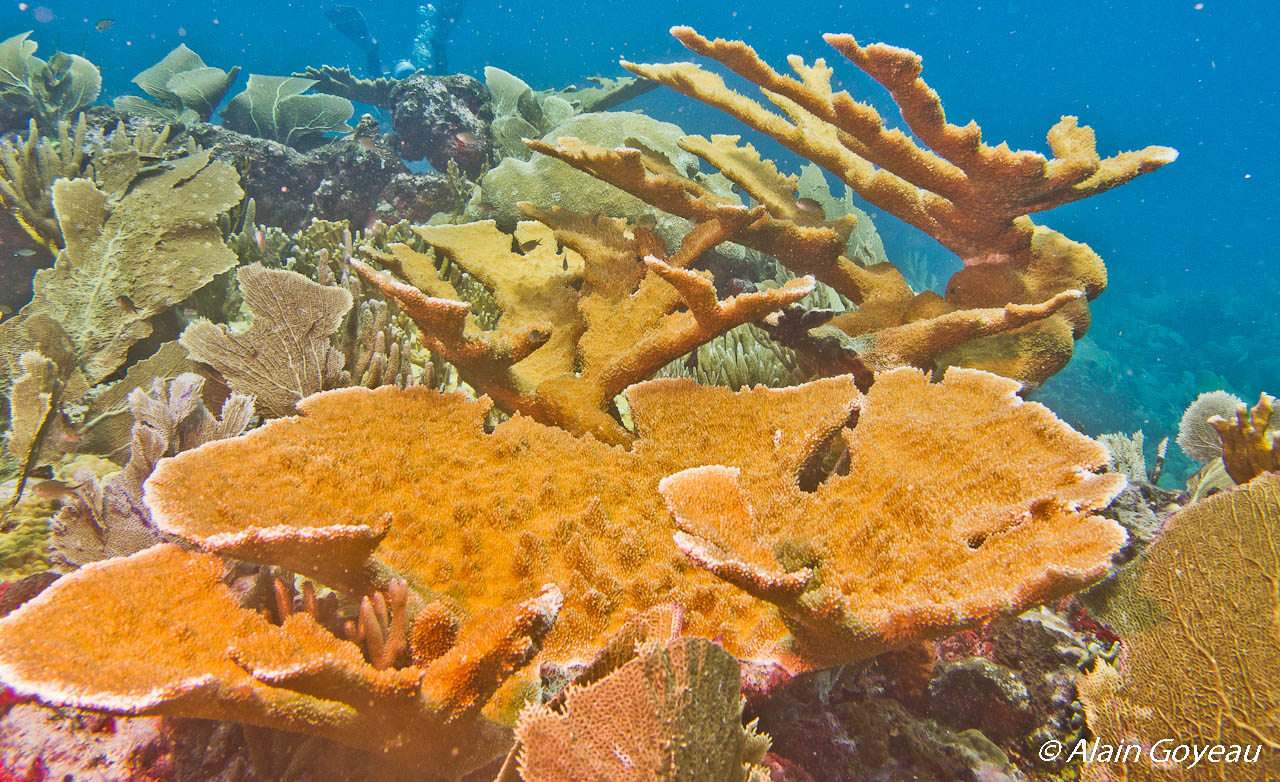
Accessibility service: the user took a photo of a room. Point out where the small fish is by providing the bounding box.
[254,229,267,252]
[516,238,541,254]
[450,131,482,155]
[115,295,138,313]
[357,136,377,151]
[14,247,36,257]
[725,278,758,296]
[794,197,825,217]
[30,479,83,501]
[93,18,114,32]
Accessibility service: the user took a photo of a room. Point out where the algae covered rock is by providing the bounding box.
[389,72,493,175]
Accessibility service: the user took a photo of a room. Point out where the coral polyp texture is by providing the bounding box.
[658,367,1127,666]
[532,27,1176,389]
[515,637,771,781]
[139,368,1123,674]
[0,544,561,777]
[1079,473,1280,780]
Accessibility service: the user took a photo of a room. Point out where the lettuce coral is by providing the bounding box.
[0,32,100,131]
[222,75,354,148]
[113,44,241,125]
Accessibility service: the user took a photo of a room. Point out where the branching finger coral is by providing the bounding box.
[532,28,1176,389]
[354,212,814,444]
[0,115,87,251]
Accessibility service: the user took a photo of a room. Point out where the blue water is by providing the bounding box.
[5,0,1275,475]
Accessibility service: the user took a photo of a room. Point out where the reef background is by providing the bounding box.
[1,0,1275,476]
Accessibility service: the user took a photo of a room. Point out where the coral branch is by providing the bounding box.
[658,367,1126,667]
[1209,392,1280,484]
[352,215,811,445]
[525,27,1177,388]
[0,544,553,776]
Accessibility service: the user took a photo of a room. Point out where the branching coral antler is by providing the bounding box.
[352,214,813,444]
[658,367,1127,667]
[0,544,561,777]
[1209,392,1279,485]
[533,27,1176,389]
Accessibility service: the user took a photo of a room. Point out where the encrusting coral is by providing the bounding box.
[353,212,815,444]
[0,544,562,777]
[531,28,1176,389]
[1079,472,1280,780]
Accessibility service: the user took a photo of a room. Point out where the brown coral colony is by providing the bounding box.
[0,24,1194,782]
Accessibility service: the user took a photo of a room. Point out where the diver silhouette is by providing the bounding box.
[325,2,466,77]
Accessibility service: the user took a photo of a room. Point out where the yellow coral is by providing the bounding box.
[1080,473,1280,780]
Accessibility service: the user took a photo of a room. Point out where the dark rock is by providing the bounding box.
[754,668,1020,782]
[189,117,453,231]
[389,74,493,176]
[928,658,1032,744]
[0,572,60,618]
[0,224,53,314]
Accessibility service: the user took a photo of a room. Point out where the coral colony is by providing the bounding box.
[0,19,1275,782]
